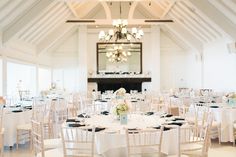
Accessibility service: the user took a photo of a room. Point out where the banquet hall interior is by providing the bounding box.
[0,0,236,157]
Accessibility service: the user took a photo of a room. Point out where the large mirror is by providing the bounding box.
[97,42,142,74]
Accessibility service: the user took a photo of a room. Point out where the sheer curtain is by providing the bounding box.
[38,67,52,92]
[7,61,36,99]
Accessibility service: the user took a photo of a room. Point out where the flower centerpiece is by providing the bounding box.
[114,103,129,115]
[115,88,126,99]
[226,93,236,106]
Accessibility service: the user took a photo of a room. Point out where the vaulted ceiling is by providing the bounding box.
[0,0,236,55]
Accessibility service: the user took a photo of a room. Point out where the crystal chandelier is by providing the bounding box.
[106,45,131,62]
[98,19,144,42]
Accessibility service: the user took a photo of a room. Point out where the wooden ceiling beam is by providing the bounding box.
[2,0,55,43]
[188,0,236,41]
[65,1,78,17]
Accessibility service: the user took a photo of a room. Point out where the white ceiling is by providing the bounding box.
[0,0,236,55]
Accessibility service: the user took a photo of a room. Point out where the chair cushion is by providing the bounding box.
[17,123,31,130]
[233,123,236,129]
[37,148,63,157]
[44,138,62,149]
[181,143,203,152]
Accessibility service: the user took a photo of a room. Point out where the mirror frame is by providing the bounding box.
[96,42,143,74]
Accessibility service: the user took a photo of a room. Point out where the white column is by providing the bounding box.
[36,64,39,95]
[200,52,204,88]
[2,56,7,96]
[77,26,88,92]
[150,25,161,91]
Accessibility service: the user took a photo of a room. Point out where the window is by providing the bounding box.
[7,61,36,98]
[38,67,51,92]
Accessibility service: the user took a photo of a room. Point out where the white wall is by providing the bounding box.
[160,31,201,91]
[51,28,236,93]
[203,39,236,92]
[52,33,79,93]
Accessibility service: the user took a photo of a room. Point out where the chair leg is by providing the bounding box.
[16,130,19,150]
[218,125,221,145]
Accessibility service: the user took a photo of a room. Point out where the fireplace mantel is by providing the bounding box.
[88,77,151,92]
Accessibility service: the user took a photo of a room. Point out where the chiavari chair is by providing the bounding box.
[0,104,4,157]
[126,126,164,157]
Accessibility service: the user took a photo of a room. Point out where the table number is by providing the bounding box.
[120,114,128,125]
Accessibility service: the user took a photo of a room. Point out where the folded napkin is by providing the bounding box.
[88,127,106,132]
[131,100,138,103]
[95,99,108,102]
[167,122,183,126]
[66,119,80,122]
[161,114,173,118]
[211,100,216,103]
[196,104,204,106]
[152,126,170,131]
[68,123,85,127]
[172,118,185,121]
[210,106,219,108]
[199,101,205,103]
[100,111,109,115]
[145,112,154,116]
[12,110,23,113]
[78,114,91,118]
[23,106,32,110]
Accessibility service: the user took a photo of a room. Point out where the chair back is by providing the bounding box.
[61,126,95,157]
[126,127,164,157]
[31,120,45,157]
[179,114,212,157]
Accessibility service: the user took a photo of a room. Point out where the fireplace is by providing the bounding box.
[88,77,151,93]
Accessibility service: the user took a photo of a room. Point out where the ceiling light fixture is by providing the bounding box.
[98,19,144,42]
[106,45,131,62]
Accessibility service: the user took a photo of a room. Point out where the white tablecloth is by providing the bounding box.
[82,114,179,156]
[3,109,32,146]
[188,104,236,142]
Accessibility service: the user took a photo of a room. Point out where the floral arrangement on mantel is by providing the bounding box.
[115,88,126,98]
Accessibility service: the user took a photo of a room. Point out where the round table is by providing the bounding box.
[188,103,236,142]
[3,108,32,147]
[77,114,180,156]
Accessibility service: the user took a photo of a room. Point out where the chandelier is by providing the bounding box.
[98,19,144,42]
[106,45,131,62]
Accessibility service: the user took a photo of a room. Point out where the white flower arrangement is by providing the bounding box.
[115,88,126,97]
[113,102,129,116]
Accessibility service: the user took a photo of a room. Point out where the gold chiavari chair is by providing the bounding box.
[126,126,164,157]
[0,104,4,157]
[178,114,213,157]
[61,126,99,157]
[31,120,62,157]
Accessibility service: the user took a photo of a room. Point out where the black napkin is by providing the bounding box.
[131,100,138,103]
[172,118,185,121]
[210,106,219,108]
[152,126,171,131]
[167,122,183,126]
[68,123,85,127]
[161,114,173,118]
[88,127,106,132]
[145,112,154,116]
[100,111,109,115]
[23,106,32,110]
[196,104,204,106]
[78,114,91,118]
[66,119,80,122]
[199,101,205,103]
[12,110,23,113]
[211,100,216,103]
[95,99,108,102]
